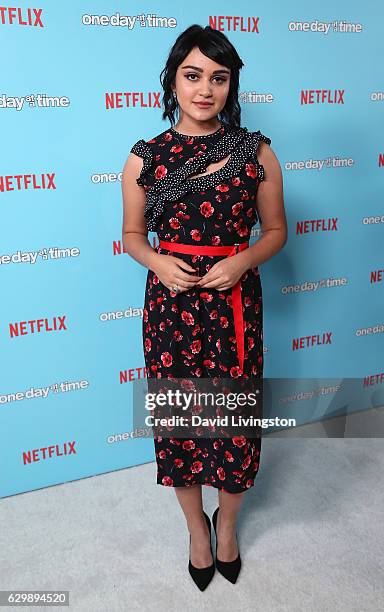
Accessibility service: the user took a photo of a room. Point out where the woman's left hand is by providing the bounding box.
[195,255,248,291]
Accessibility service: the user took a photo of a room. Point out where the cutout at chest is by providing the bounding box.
[186,154,231,181]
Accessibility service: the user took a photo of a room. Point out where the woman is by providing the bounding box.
[121,24,287,590]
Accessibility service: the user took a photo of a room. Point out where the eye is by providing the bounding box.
[185,74,227,84]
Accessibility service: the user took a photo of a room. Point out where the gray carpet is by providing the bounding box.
[1,438,383,612]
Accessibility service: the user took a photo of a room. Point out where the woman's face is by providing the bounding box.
[172,46,231,124]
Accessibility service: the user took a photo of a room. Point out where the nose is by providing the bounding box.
[199,80,213,97]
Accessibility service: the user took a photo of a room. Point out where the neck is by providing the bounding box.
[173,116,222,136]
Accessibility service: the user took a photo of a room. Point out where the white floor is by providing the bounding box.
[1,437,383,612]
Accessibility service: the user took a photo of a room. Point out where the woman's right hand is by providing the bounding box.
[152,254,202,293]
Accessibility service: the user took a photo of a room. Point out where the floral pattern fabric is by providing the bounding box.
[130,122,271,493]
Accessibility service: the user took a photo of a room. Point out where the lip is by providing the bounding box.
[193,102,214,108]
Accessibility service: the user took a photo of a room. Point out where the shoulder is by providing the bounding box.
[246,128,281,181]
[130,126,174,157]
[127,127,173,186]
[244,128,271,154]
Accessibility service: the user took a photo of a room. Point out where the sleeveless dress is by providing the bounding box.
[130,121,271,493]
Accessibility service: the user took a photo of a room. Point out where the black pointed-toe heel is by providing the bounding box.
[212,506,241,584]
[188,510,215,591]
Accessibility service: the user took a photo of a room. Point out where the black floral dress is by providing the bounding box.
[130,121,271,493]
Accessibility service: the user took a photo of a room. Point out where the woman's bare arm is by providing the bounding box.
[236,141,288,270]
[121,153,201,290]
[121,153,159,272]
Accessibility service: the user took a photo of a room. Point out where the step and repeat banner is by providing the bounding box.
[1,2,383,497]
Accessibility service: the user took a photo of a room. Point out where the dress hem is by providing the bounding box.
[156,477,257,494]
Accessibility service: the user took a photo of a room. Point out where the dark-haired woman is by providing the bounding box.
[122,24,287,590]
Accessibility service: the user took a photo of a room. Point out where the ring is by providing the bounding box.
[171,284,180,293]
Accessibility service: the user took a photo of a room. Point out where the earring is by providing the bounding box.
[173,91,178,104]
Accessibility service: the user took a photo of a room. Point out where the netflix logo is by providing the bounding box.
[301,89,345,105]
[120,367,147,383]
[292,332,332,350]
[0,7,43,27]
[296,218,338,235]
[370,269,384,284]
[106,92,161,109]
[9,316,67,338]
[363,373,384,386]
[0,173,56,192]
[209,16,260,33]
[23,441,76,465]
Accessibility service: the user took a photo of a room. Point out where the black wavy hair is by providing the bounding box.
[160,24,244,129]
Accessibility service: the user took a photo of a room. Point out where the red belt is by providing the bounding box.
[158,239,249,373]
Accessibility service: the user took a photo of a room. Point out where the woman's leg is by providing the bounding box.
[216,490,244,561]
[175,484,213,568]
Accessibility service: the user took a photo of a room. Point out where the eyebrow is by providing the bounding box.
[181,64,230,75]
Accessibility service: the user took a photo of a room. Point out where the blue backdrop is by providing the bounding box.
[1,1,383,497]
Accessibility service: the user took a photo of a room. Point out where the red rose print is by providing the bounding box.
[245,162,257,179]
[161,476,174,486]
[200,201,214,217]
[191,460,203,473]
[216,183,230,192]
[191,339,201,354]
[203,359,215,369]
[182,440,196,450]
[192,323,201,336]
[225,450,234,462]
[191,229,202,241]
[161,352,173,367]
[217,467,226,480]
[171,144,183,153]
[238,226,249,237]
[200,292,213,302]
[232,436,247,447]
[155,165,167,180]
[169,217,181,229]
[230,365,242,378]
[176,212,190,221]
[232,202,243,215]
[181,311,195,325]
